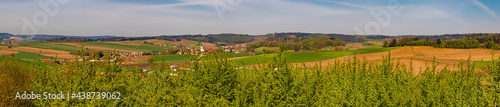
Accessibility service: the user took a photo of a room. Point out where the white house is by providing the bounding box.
[200,46,205,52]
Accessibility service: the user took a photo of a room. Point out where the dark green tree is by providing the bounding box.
[485,40,497,49]
[383,41,389,47]
[436,39,442,45]
[389,39,398,47]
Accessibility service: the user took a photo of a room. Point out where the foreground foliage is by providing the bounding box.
[1,51,500,106]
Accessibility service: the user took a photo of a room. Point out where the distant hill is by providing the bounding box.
[31,35,116,41]
[268,32,365,42]
[0,33,117,42]
[4,32,498,43]
[0,33,15,40]
[88,33,367,43]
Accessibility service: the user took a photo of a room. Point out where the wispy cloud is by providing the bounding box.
[470,0,497,18]
[317,0,374,10]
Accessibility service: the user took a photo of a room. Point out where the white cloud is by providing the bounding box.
[470,0,497,18]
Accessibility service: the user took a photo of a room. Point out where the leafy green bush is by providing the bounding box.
[1,50,500,106]
[0,58,34,106]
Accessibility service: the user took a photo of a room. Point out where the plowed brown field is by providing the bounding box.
[167,39,191,46]
[201,42,216,49]
[0,49,17,56]
[292,46,500,75]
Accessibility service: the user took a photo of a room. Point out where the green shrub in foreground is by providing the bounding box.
[1,51,500,106]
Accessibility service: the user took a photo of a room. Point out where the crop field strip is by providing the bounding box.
[293,46,500,75]
[236,47,400,65]
[79,42,169,52]
[13,51,51,60]
[18,42,81,52]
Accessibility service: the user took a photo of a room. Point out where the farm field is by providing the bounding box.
[0,49,17,56]
[79,42,169,52]
[0,43,8,47]
[201,42,216,49]
[474,60,495,68]
[166,39,199,48]
[18,42,81,52]
[254,47,280,53]
[4,40,497,73]
[236,47,400,65]
[13,51,51,60]
[11,47,74,59]
[63,42,138,53]
[294,46,500,75]
[151,53,251,63]
[107,41,143,46]
[151,54,193,63]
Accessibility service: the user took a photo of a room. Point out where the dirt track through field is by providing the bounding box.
[292,46,500,75]
[61,43,138,53]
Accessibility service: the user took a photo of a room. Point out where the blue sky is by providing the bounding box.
[0,0,499,36]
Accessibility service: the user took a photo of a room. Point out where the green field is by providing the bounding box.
[220,53,250,58]
[187,40,200,48]
[151,54,194,63]
[246,41,261,44]
[255,47,280,53]
[80,42,169,52]
[17,42,81,52]
[474,60,495,67]
[13,51,51,60]
[236,47,400,65]
[0,43,15,47]
[151,53,250,63]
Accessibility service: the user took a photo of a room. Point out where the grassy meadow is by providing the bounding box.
[151,53,250,63]
[18,42,81,52]
[151,54,193,63]
[474,60,495,67]
[13,51,52,60]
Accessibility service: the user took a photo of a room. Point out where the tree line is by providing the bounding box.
[383,36,497,49]
[247,37,346,53]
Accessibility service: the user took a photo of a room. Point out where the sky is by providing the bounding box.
[0,0,499,36]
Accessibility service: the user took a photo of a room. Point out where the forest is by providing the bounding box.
[383,34,499,49]
[247,38,346,53]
